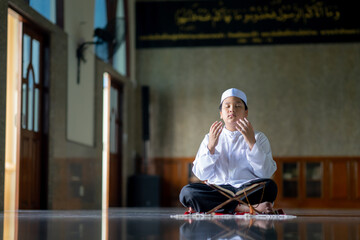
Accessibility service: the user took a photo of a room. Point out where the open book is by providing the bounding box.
[204,181,266,214]
[205,181,265,198]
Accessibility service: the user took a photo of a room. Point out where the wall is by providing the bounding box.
[47,0,103,209]
[47,24,103,209]
[136,43,360,158]
[2,0,104,209]
[0,0,140,210]
[65,0,96,146]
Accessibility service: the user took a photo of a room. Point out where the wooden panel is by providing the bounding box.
[19,135,31,208]
[355,161,360,200]
[329,161,349,200]
[153,157,194,207]
[52,158,101,209]
[155,157,360,208]
[19,131,43,209]
[331,225,349,240]
[109,154,121,206]
[162,161,178,206]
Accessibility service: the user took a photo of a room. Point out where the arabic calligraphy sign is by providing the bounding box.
[136,0,360,48]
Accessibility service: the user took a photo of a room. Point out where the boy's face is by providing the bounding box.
[219,96,248,130]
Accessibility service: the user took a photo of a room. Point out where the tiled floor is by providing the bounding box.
[1,208,360,239]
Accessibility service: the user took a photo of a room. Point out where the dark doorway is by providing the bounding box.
[108,79,124,207]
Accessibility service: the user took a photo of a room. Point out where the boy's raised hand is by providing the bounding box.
[207,121,223,154]
[235,117,256,150]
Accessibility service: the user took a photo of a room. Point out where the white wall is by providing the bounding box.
[65,0,96,146]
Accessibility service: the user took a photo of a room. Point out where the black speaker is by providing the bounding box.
[127,175,160,207]
[141,86,150,141]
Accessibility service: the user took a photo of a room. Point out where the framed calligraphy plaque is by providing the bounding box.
[136,0,360,48]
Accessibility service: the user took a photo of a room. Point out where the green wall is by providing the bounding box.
[136,43,360,158]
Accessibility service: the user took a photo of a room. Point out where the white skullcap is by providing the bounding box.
[220,88,247,106]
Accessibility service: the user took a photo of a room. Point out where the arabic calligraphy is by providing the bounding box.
[174,2,341,27]
[139,28,360,45]
[140,33,226,41]
[136,0,360,48]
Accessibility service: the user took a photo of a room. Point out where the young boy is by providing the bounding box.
[179,88,278,214]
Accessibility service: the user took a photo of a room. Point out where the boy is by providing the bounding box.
[179,88,277,214]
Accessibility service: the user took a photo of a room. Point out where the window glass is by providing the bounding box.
[22,83,27,129]
[32,39,40,84]
[94,0,109,61]
[94,0,128,76]
[306,162,322,198]
[94,0,107,28]
[28,71,34,131]
[283,163,298,198]
[110,86,118,154]
[113,43,126,75]
[22,34,31,79]
[113,0,127,75]
[29,0,56,24]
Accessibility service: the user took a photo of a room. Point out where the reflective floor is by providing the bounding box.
[1,208,360,239]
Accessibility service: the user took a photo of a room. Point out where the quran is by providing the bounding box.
[207,182,264,197]
[204,181,266,214]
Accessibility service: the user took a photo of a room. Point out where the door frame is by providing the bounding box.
[5,8,49,211]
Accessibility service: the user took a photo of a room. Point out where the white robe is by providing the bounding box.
[192,127,277,188]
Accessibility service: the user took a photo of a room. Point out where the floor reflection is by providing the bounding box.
[180,218,277,239]
[1,208,360,239]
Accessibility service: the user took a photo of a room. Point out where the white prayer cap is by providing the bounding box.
[220,88,247,106]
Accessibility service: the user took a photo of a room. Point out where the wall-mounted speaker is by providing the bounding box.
[141,86,150,141]
[127,175,160,207]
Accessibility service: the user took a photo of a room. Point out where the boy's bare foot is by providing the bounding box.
[254,202,274,214]
[235,202,274,214]
[235,203,250,213]
[187,207,196,213]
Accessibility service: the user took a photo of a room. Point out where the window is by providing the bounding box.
[112,0,127,76]
[21,33,42,133]
[28,0,56,24]
[94,0,108,61]
[94,0,128,76]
